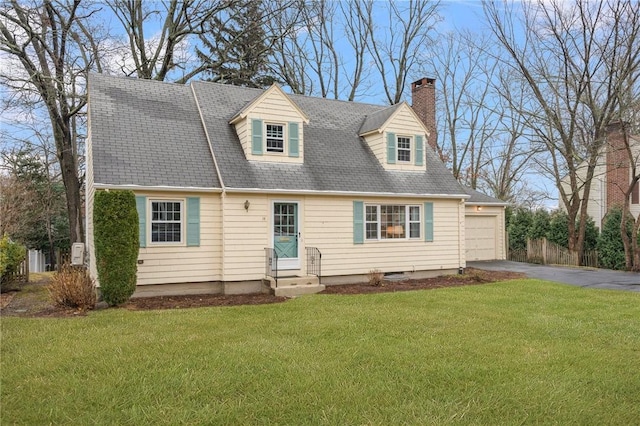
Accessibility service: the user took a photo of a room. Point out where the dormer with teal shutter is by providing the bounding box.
[229,84,309,164]
[359,102,429,171]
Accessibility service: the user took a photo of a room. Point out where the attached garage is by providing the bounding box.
[463,187,507,263]
[466,215,498,261]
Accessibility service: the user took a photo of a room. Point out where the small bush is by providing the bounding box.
[94,190,139,306]
[48,265,97,310]
[0,234,26,291]
[467,270,488,283]
[367,269,384,286]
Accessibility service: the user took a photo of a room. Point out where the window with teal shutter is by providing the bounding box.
[387,132,396,164]
[135,196,147,247]
[424,202,434,242]
[252,119,263,155]
[353,201,364,244]
[288,122,299,157]
[415,135,424,166]
[186,197,200,247]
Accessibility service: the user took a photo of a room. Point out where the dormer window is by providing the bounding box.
[266,123,285,153]
[228,84,308,163]
[397,136,412,162]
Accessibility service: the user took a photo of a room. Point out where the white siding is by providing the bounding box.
[221,193,271,281]
[135,191,222,285]
[303,195,462,276]
[559,155,607,228]
[234,118,248,156]
[86,125,97,282]
[221,193,464,281]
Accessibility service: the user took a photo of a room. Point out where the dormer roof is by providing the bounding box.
[228,83,310,125]
[359,102,430,137]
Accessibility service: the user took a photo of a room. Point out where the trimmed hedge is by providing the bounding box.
[94,190,139,306]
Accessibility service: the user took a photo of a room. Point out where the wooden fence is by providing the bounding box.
[508,238,598,268]
[56,250,71,270]
[2,255,29,285]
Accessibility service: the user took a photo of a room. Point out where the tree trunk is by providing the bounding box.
[50,109,84,244]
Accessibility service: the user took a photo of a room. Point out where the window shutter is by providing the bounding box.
[353,201,364,244]
[633,181,639,204]
[415,135,424,166]
[288,122,299,158]
[186,197,200,247]
[424,202,434,242]
[135,196,146,248]
[387,132,396,164]
[252,119,263,155]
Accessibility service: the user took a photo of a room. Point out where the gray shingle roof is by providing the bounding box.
[89,74,220,188]
[358,103,402,135]
[89,74,466,197]
[462,187,508,205]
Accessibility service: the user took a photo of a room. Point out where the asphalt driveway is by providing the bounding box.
[469,260,640,292]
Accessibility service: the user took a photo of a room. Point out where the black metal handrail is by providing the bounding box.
[264,248,278,287]
[306,247,322,285]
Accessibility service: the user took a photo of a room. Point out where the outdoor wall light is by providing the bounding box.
[477,206,483,211]
[244,200,250,211]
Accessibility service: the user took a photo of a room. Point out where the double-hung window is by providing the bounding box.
[266,123,285,153]
[397,136,412,162]
[151,200,182,243]
[365,204,421,240]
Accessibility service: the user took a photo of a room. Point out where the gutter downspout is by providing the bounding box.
[191,83,227,282]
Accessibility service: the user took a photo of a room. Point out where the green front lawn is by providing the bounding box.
[2,279,639,425]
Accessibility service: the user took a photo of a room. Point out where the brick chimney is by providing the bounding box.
[411,77,437,150]
[605,121,630,210]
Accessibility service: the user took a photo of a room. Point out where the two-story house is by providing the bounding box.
[560,122,640,228]
[86,74,506,297]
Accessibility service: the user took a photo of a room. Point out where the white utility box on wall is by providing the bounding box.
[71,242,85,266]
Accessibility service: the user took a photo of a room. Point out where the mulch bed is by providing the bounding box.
[124,293,288,310]
[1,268,524,317]
[320,268,524,294]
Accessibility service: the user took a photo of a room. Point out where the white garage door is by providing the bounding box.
[466,215,497,261]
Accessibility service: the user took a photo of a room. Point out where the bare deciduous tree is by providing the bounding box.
[363,0,440,104]
[484,0,640,261]
[268,0,366,99]
[269,0,439,103]
[426,32,500,187]
[0,0,104,244]
[107,0,236,82]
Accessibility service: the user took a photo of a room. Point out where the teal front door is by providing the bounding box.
[273,202,299,269]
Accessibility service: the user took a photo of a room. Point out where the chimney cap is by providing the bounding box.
[411,77,435,90]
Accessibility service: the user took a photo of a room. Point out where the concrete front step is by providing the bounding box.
[264,275,325,297]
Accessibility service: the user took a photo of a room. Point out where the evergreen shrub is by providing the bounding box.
[598,207,632,270]
[529,209,550,241]
[508,208,533,251]
[547,210,569,248]
[93,190,139,306]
